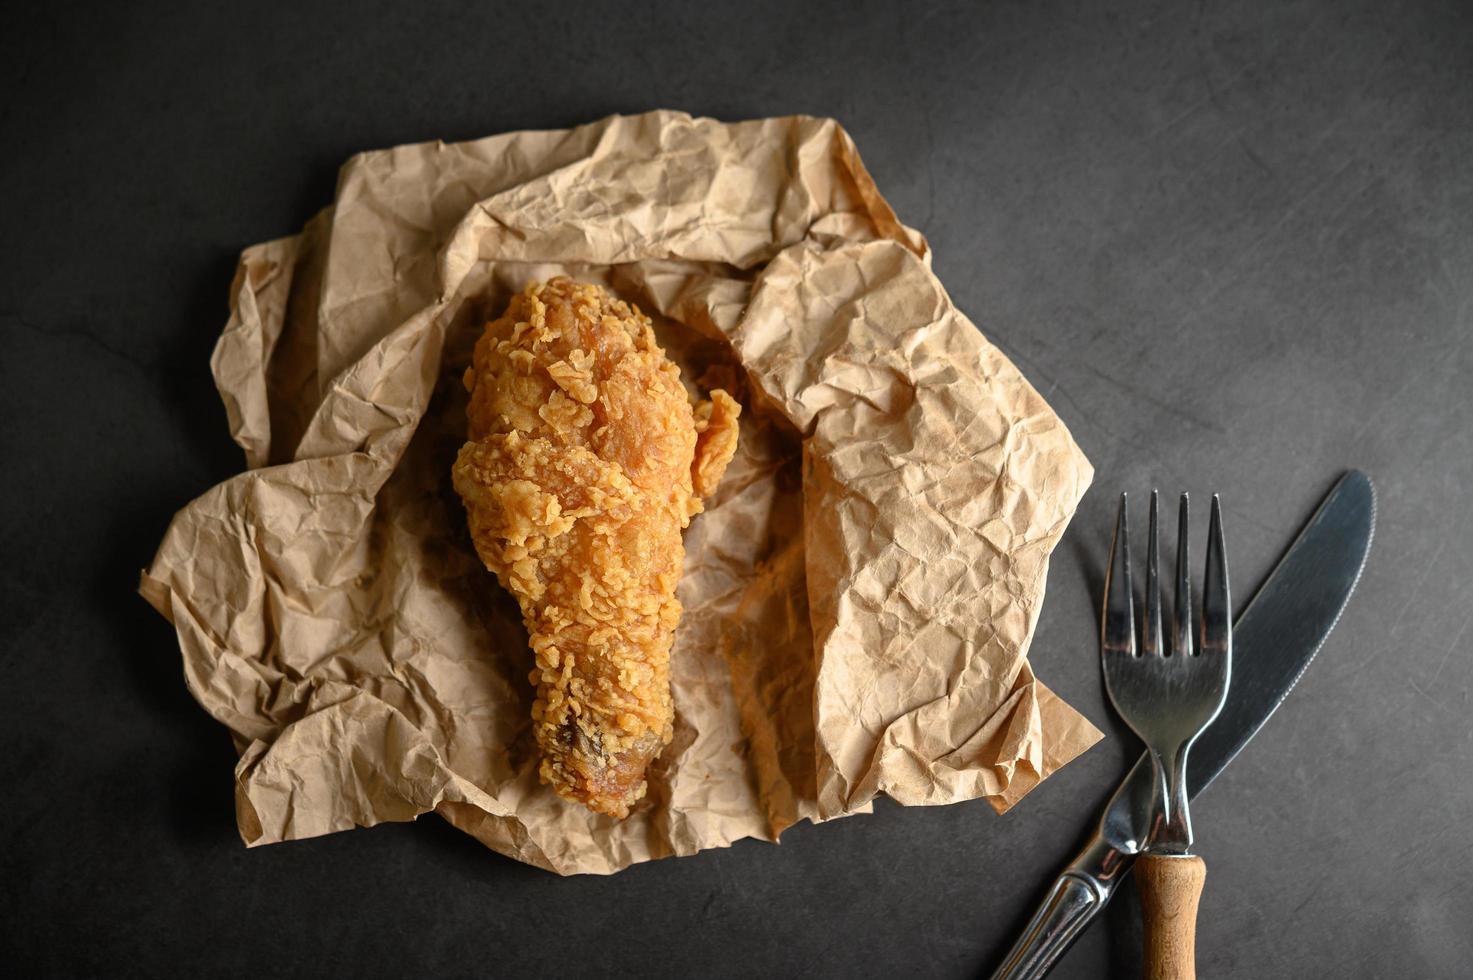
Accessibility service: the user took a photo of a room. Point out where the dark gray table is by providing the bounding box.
[3,1,1470,976]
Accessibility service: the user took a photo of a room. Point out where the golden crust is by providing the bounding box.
[452,278,740,817]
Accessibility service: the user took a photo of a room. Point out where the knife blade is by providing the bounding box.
[991,470,1376,980]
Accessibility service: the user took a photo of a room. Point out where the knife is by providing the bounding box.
[991,470,1376,980]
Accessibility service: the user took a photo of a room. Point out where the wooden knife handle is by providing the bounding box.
[1135,853,1206,980]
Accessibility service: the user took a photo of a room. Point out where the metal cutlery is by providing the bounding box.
[1101,492,1231,979]
[991,471,1375,980]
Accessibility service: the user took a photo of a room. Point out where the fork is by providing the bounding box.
[1102,491,1232,980]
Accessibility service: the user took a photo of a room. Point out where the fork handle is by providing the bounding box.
[1136,853,1206,980]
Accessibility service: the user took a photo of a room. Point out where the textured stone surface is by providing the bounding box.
[2,0,1469,975]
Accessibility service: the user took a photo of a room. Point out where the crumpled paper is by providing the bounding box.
[140,111,1101,875]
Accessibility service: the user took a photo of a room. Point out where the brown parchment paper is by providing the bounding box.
[140,111,1101,875]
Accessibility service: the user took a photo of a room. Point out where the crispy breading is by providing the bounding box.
[452,278,740,817]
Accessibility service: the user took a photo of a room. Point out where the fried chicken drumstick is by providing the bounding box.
[452,279,740,817]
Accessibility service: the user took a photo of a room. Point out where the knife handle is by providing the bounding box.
[989,872,1106,980]
[1136,854,1206,980]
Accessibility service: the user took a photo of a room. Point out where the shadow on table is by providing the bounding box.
[102,249,251,848]
[408,811,551,887]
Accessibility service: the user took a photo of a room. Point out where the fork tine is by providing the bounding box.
[1200,495,1231,656]
[1143,490,1163,657]
[1173,493,1193,657]
[1103,493,1136,657]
